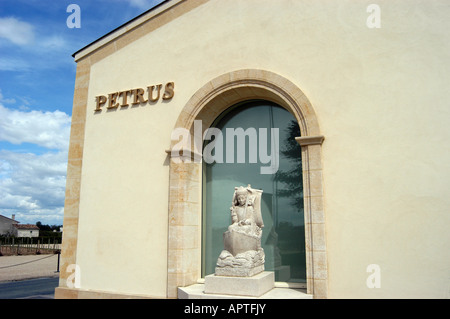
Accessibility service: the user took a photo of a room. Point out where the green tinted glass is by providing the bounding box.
[202,100,306,283]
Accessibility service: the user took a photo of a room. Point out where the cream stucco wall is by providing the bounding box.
[73,0,450,298]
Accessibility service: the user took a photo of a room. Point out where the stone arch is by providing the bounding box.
[173,69,320,141]
[167,69,327,298]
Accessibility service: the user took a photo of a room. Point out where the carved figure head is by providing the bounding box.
[234,186,248,206]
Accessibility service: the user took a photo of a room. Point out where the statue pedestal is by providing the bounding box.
[204,271,274,297]
[215,264,264,277]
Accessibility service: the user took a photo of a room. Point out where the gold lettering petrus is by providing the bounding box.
[95,82,175,112]
[107,92,119,109]
[148,84,162,102]
[132,88,147,105]
[163,82,174,100]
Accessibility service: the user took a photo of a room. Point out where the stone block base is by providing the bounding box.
[215,264,264,277]
[178,284,312,299]
[204,271,274,297]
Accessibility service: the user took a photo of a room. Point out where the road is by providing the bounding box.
[0,277,59,299]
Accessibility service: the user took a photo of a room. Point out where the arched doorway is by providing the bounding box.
[202,100,306,284]
[167,69,327,298]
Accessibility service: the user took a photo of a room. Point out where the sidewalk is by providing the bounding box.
[0,254,60,282]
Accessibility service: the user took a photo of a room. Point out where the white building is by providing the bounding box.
[11,224,40,238]
[0,214,19,236]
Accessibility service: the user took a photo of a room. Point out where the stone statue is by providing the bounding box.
[229,185,264,232]
[215,185,265,277]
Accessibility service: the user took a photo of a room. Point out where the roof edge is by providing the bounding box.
[0,214,19,223]
[13,224,40,229]
[72,0,182,61]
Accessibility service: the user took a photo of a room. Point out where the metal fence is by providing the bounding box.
[0,236,61,256]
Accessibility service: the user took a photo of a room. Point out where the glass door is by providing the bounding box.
[202,100,306,283]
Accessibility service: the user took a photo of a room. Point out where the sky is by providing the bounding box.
[0,0,165,225]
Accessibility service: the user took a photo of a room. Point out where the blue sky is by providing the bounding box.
[0,0,164,225]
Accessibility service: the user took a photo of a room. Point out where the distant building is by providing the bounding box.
[11,224,40,238]
[0,214,19,236]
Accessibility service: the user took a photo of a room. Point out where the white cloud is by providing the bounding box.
[0,89,15,104]
[0,104,71,150]
[0,100,70,225]
[0,17,35,45]
[39,35,66,50]
[0,57,31,72]
[0,16,69,73]
[0,149,68,225]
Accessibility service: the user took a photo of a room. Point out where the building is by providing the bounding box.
[11,224,40,238]
[0,215,40,238]
[0,214,19,236]
[55,0,450,299]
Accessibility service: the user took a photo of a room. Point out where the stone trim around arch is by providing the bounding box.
[167,69,328,299]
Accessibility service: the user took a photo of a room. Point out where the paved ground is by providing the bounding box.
[0,277,59,299]
[0,254,60,282]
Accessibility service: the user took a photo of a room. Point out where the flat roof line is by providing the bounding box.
[72,0,176,60]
